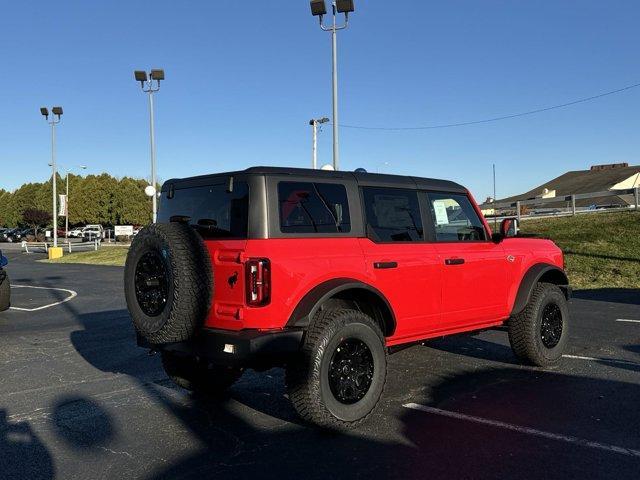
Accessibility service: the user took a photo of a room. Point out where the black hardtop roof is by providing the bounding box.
[163,166,466,193]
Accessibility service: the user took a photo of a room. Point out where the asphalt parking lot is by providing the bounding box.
[1,252,639,480]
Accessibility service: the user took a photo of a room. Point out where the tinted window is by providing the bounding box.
[278,182,351,233]
[427,192,487,241]
[158,182,249,239]
[362,187,423,242]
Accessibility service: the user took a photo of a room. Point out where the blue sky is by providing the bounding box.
[1,1,639,200]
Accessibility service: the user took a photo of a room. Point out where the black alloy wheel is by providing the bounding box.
[328,338,375,405]
[540,302,563,349]
[134,250,169,317]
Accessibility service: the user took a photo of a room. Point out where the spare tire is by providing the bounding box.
[124,223,212,345]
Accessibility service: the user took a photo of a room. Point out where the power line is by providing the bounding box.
[338,82,640,131]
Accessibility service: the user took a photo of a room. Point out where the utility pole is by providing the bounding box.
[310,0,355,171]
[493,163,497,230]
[309,117,330,168]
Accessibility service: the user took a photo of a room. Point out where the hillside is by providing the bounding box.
[520,211,640,290]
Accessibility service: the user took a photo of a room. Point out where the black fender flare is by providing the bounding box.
[286,277,396,334]
[511,263,570,316]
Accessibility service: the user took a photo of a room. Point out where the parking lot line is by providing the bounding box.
[562,354,640,367]
[8,285,78,312]
[616,319,640,324]
[402,403,640,458]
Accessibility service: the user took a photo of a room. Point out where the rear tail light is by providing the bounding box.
[245,258,270,306]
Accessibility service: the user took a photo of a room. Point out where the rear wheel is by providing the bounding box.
[286,308,387,429]
[508,282,569,367]
[161,351,243,396]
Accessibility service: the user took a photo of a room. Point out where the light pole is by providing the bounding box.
[40,106,63,248]
[61,165,87,241]
[309,117,330,169]
[310,0,355,171]
[134,69,164,223]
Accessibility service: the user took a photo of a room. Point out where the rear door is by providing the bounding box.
[425,191,509,329]
[358,186,442,341]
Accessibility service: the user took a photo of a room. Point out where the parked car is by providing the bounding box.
[124,167,571,429]
[68,227,84,238]
[82,225,104,241]
[0,250,10,311]
[1,228,24,243]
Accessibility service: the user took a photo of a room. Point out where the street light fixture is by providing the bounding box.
[309,117,330,169]
[40,105,63,249]
[310,0,355,171]
[134,68,165,223]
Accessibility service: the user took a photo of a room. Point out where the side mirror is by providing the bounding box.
[500,218,519,238]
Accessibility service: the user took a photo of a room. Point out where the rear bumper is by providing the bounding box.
[138,327,304,367]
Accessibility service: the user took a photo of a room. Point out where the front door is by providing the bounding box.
[425,191,509,329]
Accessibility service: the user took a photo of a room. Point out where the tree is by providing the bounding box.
[22,208,52,236]
[1,172,152,229]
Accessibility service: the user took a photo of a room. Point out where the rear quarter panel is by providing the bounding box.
[205,238,369,331]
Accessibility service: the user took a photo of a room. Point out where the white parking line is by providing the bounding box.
[403,403,640,458]
[616,319,640,324]
[9,285,78,312]
[562,354,640,367]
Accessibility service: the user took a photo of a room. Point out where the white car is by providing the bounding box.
[68,228,84,238]
[82,225,104,241]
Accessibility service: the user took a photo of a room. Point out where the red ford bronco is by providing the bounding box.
[124,167,570,428]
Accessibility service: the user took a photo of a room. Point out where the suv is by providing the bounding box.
[0,250,10,311]
[124,167,570,429]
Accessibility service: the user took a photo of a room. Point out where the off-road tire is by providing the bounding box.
[161,351,243,395]
[286,308,387,429]
[508,282,569,367]
[124,223,212,345]
[0,272,10,312]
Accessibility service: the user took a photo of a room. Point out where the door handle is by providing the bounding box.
[445,258,465,265]
[374,261,398,269]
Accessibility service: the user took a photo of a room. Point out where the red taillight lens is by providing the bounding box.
[245,258,270,306]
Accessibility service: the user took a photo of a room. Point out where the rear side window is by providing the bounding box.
[159,182,249,239]
[427,192,487,241]
[362,187,423,242]
[278,182,351,233]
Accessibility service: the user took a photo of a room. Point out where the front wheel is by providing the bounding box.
[508,282,570,367]
[286,308,387,429]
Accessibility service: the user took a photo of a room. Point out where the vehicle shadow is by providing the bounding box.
[0,410,55,480]
[426,334,521,365]
[401,367,640,479]
[64,308,640,479]
[573,288,640,306]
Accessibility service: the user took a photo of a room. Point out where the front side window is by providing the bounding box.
[159,182,249,239]
[427,192,487,241]
[362,187,423,242]
[278,182,351,233]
